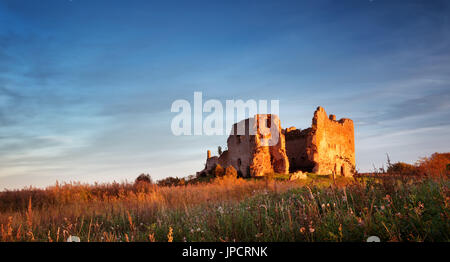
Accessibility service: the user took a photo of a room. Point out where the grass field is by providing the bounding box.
[0,174,448,242]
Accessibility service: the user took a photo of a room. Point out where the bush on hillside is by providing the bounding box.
[135,173,153,185]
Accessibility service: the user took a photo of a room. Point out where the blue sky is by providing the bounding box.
[0,0,449,189]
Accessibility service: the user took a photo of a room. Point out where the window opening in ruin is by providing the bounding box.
[237,158,242,167]
[341,165,344,176]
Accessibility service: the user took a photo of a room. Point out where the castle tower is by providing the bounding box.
[310,107,355,176]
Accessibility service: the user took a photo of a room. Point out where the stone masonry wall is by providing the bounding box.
[250,115,289,176]
[225,118,254,177]
[223,115,289,177]
[199,107,355,178]
[285,127,316,172]
[311,107,355,176]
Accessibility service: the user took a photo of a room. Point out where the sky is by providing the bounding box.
[0,0,449,189]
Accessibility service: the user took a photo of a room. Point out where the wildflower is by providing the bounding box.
[357,217,363,226]
[414,202,425,215]
[300,227,306,233]
[148,233,155,242]
[167,227,173,242]
[380,205,385,210]
[309,227,315,233]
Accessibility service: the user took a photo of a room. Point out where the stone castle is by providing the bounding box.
[198,106,355,178]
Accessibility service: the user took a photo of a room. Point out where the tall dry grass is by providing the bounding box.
[0,176,302,242]
[0,175,448,242]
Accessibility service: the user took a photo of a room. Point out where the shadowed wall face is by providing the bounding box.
[285,127,315,173]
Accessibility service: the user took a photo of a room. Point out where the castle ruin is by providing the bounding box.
[198,106,355,177]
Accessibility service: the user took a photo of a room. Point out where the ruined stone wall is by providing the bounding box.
[199,107,355,178]
[250,115,289,176]
[225,118,254,177]
[205,156,218,171]
[311,107,355,176]
[285,127,316,172]
[219,115,289,177]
